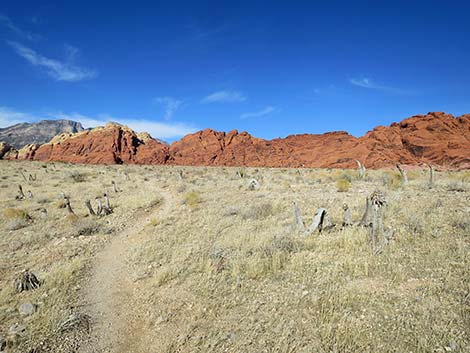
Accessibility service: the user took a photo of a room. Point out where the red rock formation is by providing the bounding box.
[2,144,39,160]
[1,112,469,169]
[32,123,168,165]
[168,112,470,169]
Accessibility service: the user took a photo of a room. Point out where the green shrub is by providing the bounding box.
[336,178,351,192]
[4,208,30,220]
[184,192,201,209]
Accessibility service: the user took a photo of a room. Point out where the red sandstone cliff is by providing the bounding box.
[14,123,169,165]
[1,112,469,169]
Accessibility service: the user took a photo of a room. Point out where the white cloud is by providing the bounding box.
[0,106,38,127]
[201,90,247,103]
[153,96,183,120]
[53,112,196,140]
[7,41,98,82]
[349,77,410,94]
[0,14,40,41]
[0,107,196,140]
[240,106,275,119]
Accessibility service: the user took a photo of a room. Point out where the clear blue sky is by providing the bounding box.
[1,0,469,141]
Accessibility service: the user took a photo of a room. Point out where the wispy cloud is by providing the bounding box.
[349,77,410,94]
[0,14,40,41]
[50,112,196,140]
[7,41,98,82]
[201,90,247,104]
[153,96,183,120]
[0,107,196,140]
[0,106,38,128]
[240,106,275,119]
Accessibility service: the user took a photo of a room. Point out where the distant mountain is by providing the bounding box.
[1,112,469,169]
[0,119,84,148]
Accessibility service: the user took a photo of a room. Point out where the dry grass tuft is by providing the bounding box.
[336,177,351,192]
[183,191,201,209]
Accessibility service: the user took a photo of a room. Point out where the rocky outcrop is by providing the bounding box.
[1,112,469,169]
[0,141,12,159]
[0,119,84,148]
[2,144,39,160]
[32,123,168,165]
[168,112,470,168]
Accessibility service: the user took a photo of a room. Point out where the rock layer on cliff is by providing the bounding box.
[1,112,469,169]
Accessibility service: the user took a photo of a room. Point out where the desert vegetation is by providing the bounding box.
[0,160,468,352]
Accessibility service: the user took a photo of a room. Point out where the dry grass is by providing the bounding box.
[0,161,469,353]
[336,177,351,192]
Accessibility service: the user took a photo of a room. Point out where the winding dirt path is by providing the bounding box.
[79,189,175,353]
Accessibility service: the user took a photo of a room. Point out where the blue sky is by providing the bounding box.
[1,0,469,141]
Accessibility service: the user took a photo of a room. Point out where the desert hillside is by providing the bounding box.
[0,161,468,352]
[1,112,469,169]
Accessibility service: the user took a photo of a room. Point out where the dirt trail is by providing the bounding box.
[79,189,175,353]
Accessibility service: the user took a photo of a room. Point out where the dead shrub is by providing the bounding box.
[242,202,274,220]
[75,220,101,236]
[69,171,87,183]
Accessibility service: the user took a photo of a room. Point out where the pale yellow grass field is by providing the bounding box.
[0,161,468,352]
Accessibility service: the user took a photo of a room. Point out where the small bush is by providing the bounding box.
[184,192,201,209]
[69,171,87,183]
[6,218,30,230]
[242,202,274,220]
[4,208,30,220]
[4,208,31,230]
[340,172,353,182]
[336,178,351,192]
[37,197,50,205]
[382,171,403,190]
[446,181,467,192]
[76,220,101,236]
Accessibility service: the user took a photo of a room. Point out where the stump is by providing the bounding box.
[15,185,25,200]
[359,196,372,226]
[102,193,113,215]
[306,208,333,234]
[63,196,75,215]
[427,164,435,188]
[356,160,366,179]
[396,163,408,185]
[342,203,353,227]
[368,190,387,252]
[292,201,305,232]
[85,200,96,216]
[14,270,41,293]
[95,195,112,216]
[248,179,260,191]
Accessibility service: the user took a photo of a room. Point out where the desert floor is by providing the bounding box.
[0,161,469,353]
